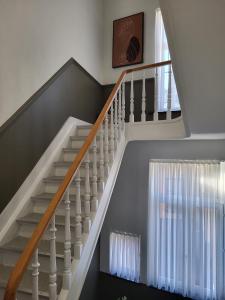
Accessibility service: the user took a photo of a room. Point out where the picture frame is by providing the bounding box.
[112,12,144,68]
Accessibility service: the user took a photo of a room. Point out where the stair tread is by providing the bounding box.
[70,135,100,141]
[17,213,76,227]
[43,175,83,182]
[32,192,77,201]
[43,175,100,183]
[0,282,49,299]
[0,264,61,295]
[0,236,64,257]
[77,125,92,129]
[54,161,101,167]
[63,147,100,153]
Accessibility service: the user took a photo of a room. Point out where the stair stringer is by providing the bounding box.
[59,135,127,300]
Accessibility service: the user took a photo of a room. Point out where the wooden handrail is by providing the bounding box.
[3,60,171,300]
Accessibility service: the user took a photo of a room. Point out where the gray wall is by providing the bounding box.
[100,140,225,283]
[0,59,104,213]
[80,241,100,300]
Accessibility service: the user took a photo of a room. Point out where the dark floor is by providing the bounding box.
[98,272,191,300]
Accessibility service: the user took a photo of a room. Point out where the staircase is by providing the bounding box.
[1,60,185,300]
[0,123,126,300]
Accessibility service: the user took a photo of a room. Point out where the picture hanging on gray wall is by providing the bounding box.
[112,12,144,68]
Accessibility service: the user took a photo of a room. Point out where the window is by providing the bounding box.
[110,231,141,282]
[147,160,225,300]
[155,8,180,112]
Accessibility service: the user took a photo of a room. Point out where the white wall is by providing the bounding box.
[0,0,103,127]
[159,0,225,135]
[103,0,159,84]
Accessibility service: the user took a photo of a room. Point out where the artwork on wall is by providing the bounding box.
[112,12,144,68]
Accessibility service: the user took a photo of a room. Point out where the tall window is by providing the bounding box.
[110,231,141,282]
[147,160,225,300]
[155,8,180,112]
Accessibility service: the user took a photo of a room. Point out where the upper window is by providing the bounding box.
[155,8,180,112]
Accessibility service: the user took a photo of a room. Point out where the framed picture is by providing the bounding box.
[112,12,144,68]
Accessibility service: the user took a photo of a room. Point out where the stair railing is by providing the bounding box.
[4,60,172,300]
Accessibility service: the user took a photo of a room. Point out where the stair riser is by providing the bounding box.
[44,183,85,194]
[77,128,92,137]
[71,139,100,148]
[63,151,101,162]
[44,181,103,195]
[54,165,101,177]
[0,250,64,274]
[77,127,111,137]
[33,201,85,215]
[18,223,80,243]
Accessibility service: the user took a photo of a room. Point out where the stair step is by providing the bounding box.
[54,160,101,168]
[0,264,62,298]
[17,213,76,227]
[0,236,65,274]
[16,212,91,242]
[53,160,101,177]
[76,125,92,137]
[0,236,64,258]
[70,135,101,148]
[76,124,112,137]
[32,192,78,202]
[32,192,86,215]
[63,147,100,153]
[62,147,101,162]
[43,175,86,185]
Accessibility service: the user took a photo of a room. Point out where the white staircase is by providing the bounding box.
[0,123,126,300]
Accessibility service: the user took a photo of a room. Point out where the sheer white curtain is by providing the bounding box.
[155,8,180,112]
[147,160,225,300]
[110,232,140,282]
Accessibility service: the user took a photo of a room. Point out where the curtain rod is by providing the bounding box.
[149,159,220,164]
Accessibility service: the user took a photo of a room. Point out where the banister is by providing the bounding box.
[3,60,171,300]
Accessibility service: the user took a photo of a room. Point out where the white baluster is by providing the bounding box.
[110,105,115,163]
[114,95,118,149]
[104,114,110,178]
[49,216,57,300]
[84,152,91,233]
[99,125,104,192]
[91,137,98,212]
[74,169,83,259]
[32,249,40,300]
[167,65,172,120]
[154,67,159,121]
[118,87,122,139]
[129,72,134,123]
[141,71,146,122]
[122,81,126,131]
[63,189,72,290]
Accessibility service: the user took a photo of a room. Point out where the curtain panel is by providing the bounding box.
[110,231,141,282]
[147,160,224,300]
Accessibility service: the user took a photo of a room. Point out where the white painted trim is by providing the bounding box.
[125,117,186,141]
[58,135,126,300]
[0,117,90,245]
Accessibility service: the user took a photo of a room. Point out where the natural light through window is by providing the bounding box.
[147,160,225,300]
[155,8,180,112]
[110,231,141,283]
